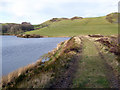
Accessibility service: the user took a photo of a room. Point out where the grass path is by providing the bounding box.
[72,37,119,88]
[94,40,119,88]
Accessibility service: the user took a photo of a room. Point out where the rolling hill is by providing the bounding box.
[25,13,118,37]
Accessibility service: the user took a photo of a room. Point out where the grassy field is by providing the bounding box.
[25,14,118,37]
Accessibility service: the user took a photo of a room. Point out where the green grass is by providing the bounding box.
[25,16,118,37]
[72,38,110,88]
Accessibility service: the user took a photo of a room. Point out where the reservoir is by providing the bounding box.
[1,36,70,75]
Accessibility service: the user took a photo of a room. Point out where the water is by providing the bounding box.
[1,36,70,75]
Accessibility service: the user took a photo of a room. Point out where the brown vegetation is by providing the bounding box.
[1,59,43,88]
[96,36,119,55]
[88,34,104,37]
[16,34,47,38]
[106,13,118,23]
[50,18,61,22]
[71,16,83,20]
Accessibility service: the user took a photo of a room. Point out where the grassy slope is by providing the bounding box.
[25,16,118,36]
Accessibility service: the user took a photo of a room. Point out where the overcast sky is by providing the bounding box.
[0,0,119,24]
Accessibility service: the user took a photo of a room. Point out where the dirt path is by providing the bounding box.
[72,36,119,88]
[49,37,83,88]
[50,53,82,88]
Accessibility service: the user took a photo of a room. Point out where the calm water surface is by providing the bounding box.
[2,36,70,75]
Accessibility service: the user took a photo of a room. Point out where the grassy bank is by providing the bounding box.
[2,36,82,88]
[1,35,119,88]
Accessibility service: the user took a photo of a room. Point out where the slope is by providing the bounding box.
[25,13,118,37]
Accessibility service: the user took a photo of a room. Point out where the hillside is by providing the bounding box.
[1,35,120,88]
[25,13,118,37]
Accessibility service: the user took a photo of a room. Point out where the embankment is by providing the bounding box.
[1,35,120,88]
[1,36,83,88]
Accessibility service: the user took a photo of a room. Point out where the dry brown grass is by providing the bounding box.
[17,72,53,88]
[2,59,42,86]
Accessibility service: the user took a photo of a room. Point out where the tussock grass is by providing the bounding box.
[2,59,43,87]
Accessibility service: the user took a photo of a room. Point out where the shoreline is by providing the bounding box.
[1,34,70,38]
[1,36,70,77]
[1,38,71,87]
[1,35,119,88]
[1,34,117,77]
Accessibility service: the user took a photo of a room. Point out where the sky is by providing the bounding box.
[0,0,119,24]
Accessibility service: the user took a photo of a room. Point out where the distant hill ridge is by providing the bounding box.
[0,12,119,36]
[25,12,119,36]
